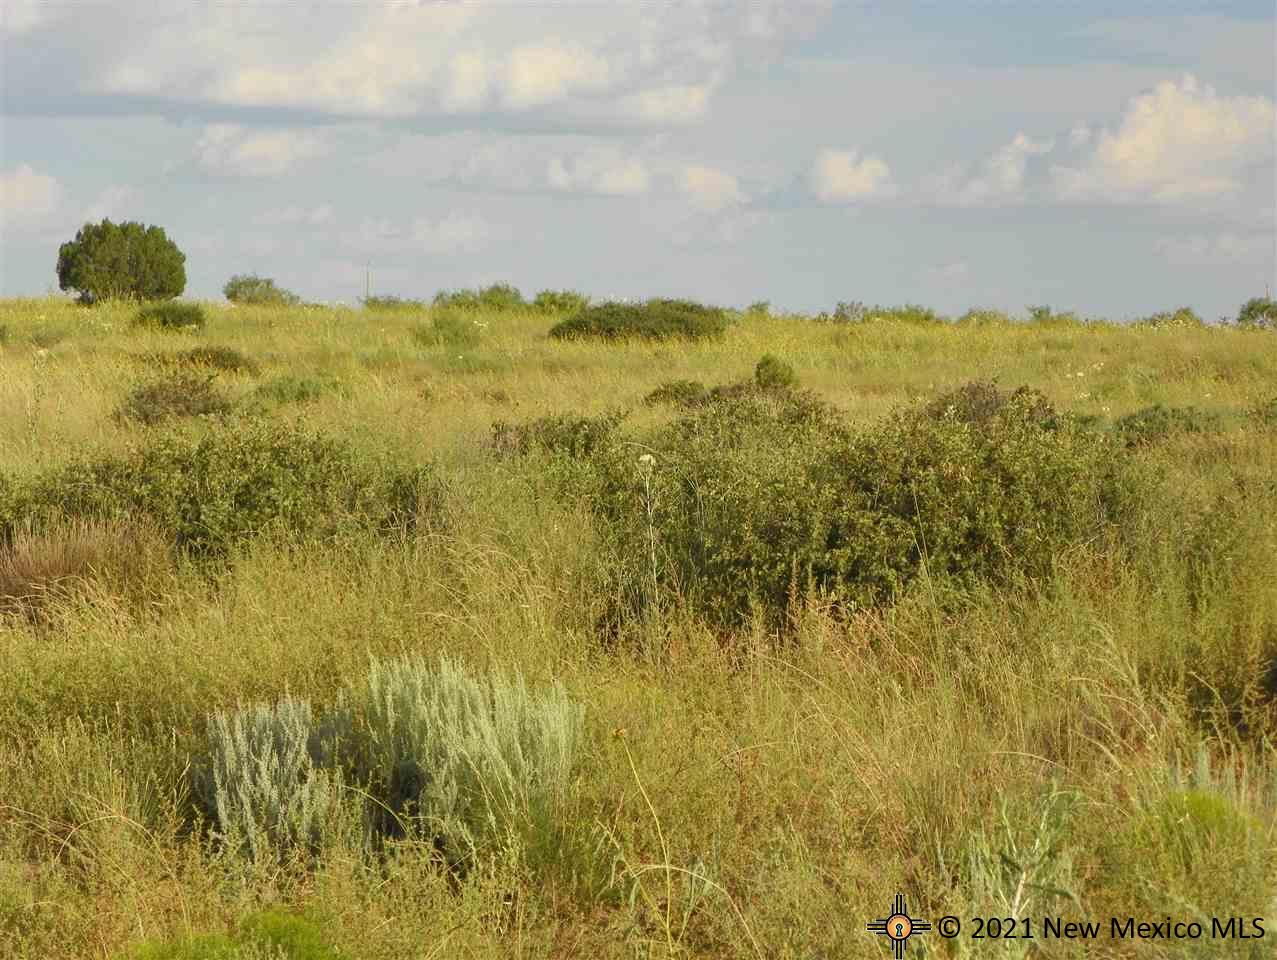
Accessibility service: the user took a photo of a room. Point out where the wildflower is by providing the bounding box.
[638,453,656,468]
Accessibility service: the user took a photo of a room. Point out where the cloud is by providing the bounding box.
[679,165,747,212]
[810,149,895,202]
[618,84,713,124]
[503,43,612,109]
[442,52,491,112]
[83,185,138,223]
[0,0,49,35]
[194,125,328,178]
[548,148,649,196]
[940,133,1053,207]
[253,204,335,228]
[343,213,491,258]
[0,164,62,228]
[1153,232,1274,267]
[1051,75,1275,203]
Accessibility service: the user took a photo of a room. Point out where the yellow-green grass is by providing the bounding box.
[0,295,1274,959]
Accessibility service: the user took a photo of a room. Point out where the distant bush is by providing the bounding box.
[3,421,441,559]
[192,698,344,866]
[362,295,426,311]
[955,308,1013,326]
[1114,404,1220,448]
[754,354,797,391]
[1027,305,1082,325]
[117,372,234,426]
[1136,306,1204,329]
[491,411,625,459]
[922,380,1058,431]
[549,298,727,342]
[251,374,348,407]
[57,219,186,304]
[815,301,944,325]
[745,301,771,318]
[133,302,206,332]
[223,274,300,306]
[165,346,259,375]
[532,289,590,313]
[644,379,710,408]
[433,283,525,311]
[350,656,584,871]
[591,384,1130,628]
[411,313,482,350]
[1236,296,1277,329]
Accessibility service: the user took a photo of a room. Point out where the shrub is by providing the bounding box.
[549,298,727,342]
[532,289,590,313]
[165,346,258,375]
[117,372,234,426]
[955,308,1013,326]
[591,385,1129,628]
[754,354,797,391]
[121,909,345,960]
[815,302,944,325]
[362,295,426,311]
[433,283,525,311]
[350,656,584,871]
[922,380,1058,430]
[1027,305,1082,325]
[644,379,710,408]
[192,698,345,866]
[411,313,482,350]
[57,219,186,303]
[1136,306,1204,329]
[251,374,347,407]
[0,516,170,622]
[4,421,440,559]
[223,274,301,306]
[491,411,625,459]
[1114,404,1220,448]
[1236,296,1277,329]
[745,300,771,318]
[134,302,206,331]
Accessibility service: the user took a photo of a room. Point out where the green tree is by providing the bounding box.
[56,219,186,304]
[1236,296,1277,329]
[223,274,301,305]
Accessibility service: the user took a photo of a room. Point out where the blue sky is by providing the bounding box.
[2,0,1273,320]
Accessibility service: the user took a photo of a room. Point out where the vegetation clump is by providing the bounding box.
[122,909,345,959]
[1136,306,1204,329]
[643,379,710,408]
[433,283,525,311]
[491,411,625,459]
[922,380,1058,430]
[116,372,234,426]
[57,219,187,304]
[362,295,426,311]
[1114,403,1220,448]
[164,345,259,374]
[250,374,348,407]
[549,298,727,342]
[133,302,206,331]
[223,274,300,306]
[754,354,797,391]
[411,313,482,349]
[1236,296,1277,329]
[532,289,590,313]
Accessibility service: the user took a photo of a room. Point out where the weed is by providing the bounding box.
[491,411,625,458]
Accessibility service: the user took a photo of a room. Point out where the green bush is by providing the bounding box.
[411,312,482,350]
[164,346,259,375]
[121,909,345,960]
[433,283,525,311]
[922,380,1058,431]
[643,379,710,408]
[223,274,301,306]
[815,301,944,325]
[57,219,186,303]
[549,298,727,342]
[1114,404,1220,448]
[1136,306,1204,329]
[591,385,1129,627]
[955,308,1013,326]
[134,302,206,331]
[251,375,348,407]
[3,421,440,559]
[754,354,797,391]
[1027,305,1082,325]
[1236,296,1277,329]
[350,656,584,871]
[491,411,625,458]
[117,372,234,426]
[192,698,344,866]
[532,289,590,313]
[362,295,426,311]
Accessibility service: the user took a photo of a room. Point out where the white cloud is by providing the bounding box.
[0,0,50,35]
[679,164,747,212]
[253,204,335,228]
[442,52,491,112]
[810,149,895,202]
[548,148,649,196]
[195,125,328,178]
[503,43,612,109]
[83,185,138,223]
[1051,75,1275,203]
[0,164,63,229]
[944,133,1053,207]
[619,84,713,124]
[1154,232,1274,266]
[344,213,491,258]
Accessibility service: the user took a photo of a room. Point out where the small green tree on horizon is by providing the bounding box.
[56,219,186,304]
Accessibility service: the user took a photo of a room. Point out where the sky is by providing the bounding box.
[1,0,1274,320]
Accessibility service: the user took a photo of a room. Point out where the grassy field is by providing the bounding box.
[0,295,1274,959]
